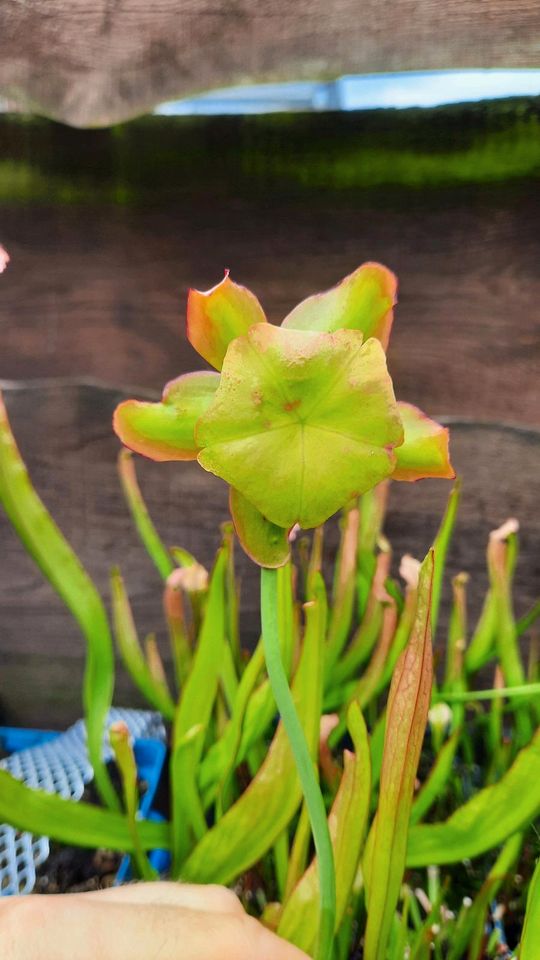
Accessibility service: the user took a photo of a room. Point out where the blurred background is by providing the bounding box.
[0,0,538,725]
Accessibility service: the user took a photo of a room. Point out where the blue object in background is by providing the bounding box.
[0,710,167,894]
[115,739,170,882]
[155,68,540,117]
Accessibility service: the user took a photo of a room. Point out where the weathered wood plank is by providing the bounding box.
[0,383,538,727]
[1,1,540,125]
[1,110,539,429]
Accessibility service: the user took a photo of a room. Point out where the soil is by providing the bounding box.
[33,762,149,895]
[34,844,121,894]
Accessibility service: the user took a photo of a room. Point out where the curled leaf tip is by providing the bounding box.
[393,402,455,482]
[187,272,267,370]
[109,720,130,739]
[113,371,219,462]
[281,261,397,350]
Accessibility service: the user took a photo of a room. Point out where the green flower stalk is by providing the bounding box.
[113,262,455,960]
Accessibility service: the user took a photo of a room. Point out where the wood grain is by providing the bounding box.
[2,192,539,427]
[1,0,540,125]
[0,383,538,727]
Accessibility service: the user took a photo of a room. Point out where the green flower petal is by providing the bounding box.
[187,272,267,370]
[113,371,220,461]
[229,487,290,568]
[281,262,397,350]
[197,324,402,529]
[393,402,455,482]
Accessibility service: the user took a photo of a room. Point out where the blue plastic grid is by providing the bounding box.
[0,709,167,895]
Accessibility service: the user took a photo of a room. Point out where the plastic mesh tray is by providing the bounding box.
[0,708,166,895]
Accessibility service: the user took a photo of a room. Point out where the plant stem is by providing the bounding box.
[260,566,336,960]
[432,682,540,703]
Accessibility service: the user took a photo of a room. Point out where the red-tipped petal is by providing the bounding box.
[187,272,267,370]
[113,371,220,462]
[393,401,455,482]
[281,262,397,350]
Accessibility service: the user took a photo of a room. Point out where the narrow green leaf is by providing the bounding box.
[169,545,199,568]
[326,503,360,666]
[284,801,312,900]
[163,572,192,688]
[109,721,157,880]
[208,641,265,808]
[465,520,519,676]
[430,481,461,638]
[281,262,397,350]
[370,565,419,698]
[181,584,324,885]
[198,563,296,802]
[369,709,387,791]
[170,547,227,867]
[363,549,434,960]
[407,728,540,866]
[117,448,175,579]
[517,599,540,638]
[445,572,468,689]
[0,393,118,810]
[350,599,398,710]
[410,728,461,825]
[0,768,168,852]
[187,272,267,371]
[464,590,497,674]
[111,567,175,720]
[356,482,389,619]
[261,566,334,960]
[330,594,384,686]
[520,853,540,959]
[447,832,522,960]
[278,701,371,956]
[487,523,532,744]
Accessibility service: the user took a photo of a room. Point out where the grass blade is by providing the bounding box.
[448,832,522,960]
[363,549,434,960]
[170,546,227,868]
[109,721,158,880]
[410,728,461,826]
[0,768,167,851]
[407,727,540,866]
[117,448,174,579]
[261,566,335,960]
[111,567,175,719]
[326,503,360,667]
[520,853,540,959]
[278,701,371,956]
[0,393,118,810]
[430,481,460,638]
[181,581,324,888]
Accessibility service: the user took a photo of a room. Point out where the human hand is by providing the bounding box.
[2,882,311,960]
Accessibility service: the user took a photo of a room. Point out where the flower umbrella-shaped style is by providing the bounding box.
[114,263,454,567]
[113,261,454,960]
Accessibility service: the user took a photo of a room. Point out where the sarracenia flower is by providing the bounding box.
[114,264,454,566]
